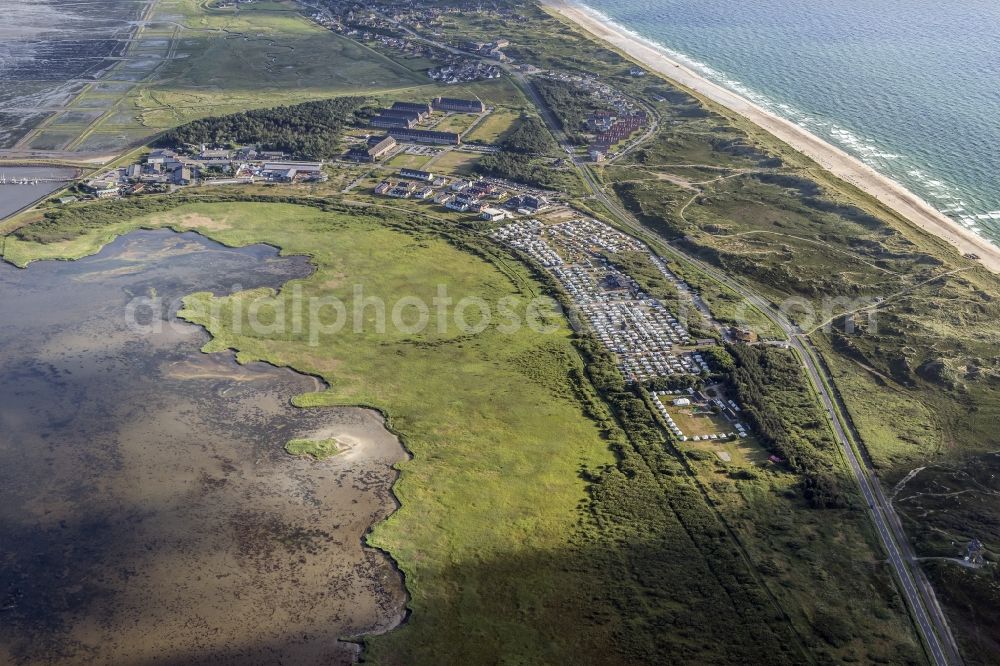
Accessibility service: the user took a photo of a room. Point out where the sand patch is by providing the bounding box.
[170,212,232,231]
[319,272,348,290]
[163,357,275,383]
[296,423,391,464]
[72,264,148,280]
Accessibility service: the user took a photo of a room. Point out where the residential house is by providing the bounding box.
[480,207,508,222]
[347,135,397,162]
[400,168,434,181]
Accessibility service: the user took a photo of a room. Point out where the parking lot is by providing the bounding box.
[492,217,713,382]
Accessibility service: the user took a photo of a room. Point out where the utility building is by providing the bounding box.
[385,128,461,145]
[432,97,485,113]
[370,115,415,129]
[391,101,432,117]
[346,135,397,162]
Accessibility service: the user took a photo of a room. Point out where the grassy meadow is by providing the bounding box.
[128,0,424,128]
[6,199,622,662]
[5,194,929,663]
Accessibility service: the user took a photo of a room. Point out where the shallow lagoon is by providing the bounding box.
[0,230,406,664]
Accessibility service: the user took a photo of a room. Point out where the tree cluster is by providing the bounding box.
[476,115,562,188]
[726,344,848,509]
[564,332,803,663]
[157,97,368,159]
[531,78,608,144]
[499,115,557,155]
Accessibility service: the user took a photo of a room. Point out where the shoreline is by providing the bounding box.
[542,0,1000,274]
[0,165,80,224]
[0,229,409,663]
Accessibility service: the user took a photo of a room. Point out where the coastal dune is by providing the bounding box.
[544,0,1000,274]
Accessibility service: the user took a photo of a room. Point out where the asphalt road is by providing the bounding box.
[573,161,962,666]
[315,15,963,662]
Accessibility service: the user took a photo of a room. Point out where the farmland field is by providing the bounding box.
[3,0,427,158]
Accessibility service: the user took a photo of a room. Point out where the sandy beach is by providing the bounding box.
[543,0,1000,274]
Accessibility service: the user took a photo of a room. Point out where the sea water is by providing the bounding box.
[577,0,1000,243]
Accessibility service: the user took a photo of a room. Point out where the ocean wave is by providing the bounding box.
[571,0,1000,245]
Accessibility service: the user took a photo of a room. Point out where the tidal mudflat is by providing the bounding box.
[0,230,407,664]
[0,0,145,148]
